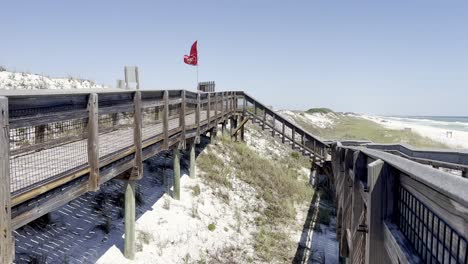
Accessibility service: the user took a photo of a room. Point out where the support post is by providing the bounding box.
[180,90,186,149]
[163,90,169,150]
[173,148,181,200]
[282,122,285,143]
[124,180,136,260]
[366,159,386,264]
[462,169,467,178]
[207,94,211,125]
[196,93,201,137]
[0,96,13,264]
[262,110,266,130]
[218,93,222,122]
[190,144,196,178]
[87,93,100,191]
[271,115,276,137]
[292,127,296,149]
[131,91,143,180]
[214,93,219,126]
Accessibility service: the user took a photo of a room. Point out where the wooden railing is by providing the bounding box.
[0,89,329,263]
[331,142,468,264]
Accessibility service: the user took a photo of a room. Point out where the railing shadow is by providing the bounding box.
[14,136,211,264]
[293,190,319,264]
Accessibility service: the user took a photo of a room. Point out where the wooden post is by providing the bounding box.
[301,133,305,154]
[243,96,247,115]
[180,90,186,148]
[124,181,136,260]
[131,91,143,180]
[366,159,385,264]
[215,93,219,123]
[262,110,266,130]
[207,94,211,125]
[254,104,257,116]
[87,93,100,191]
[196,93,201,137]
[190,144,196,178]
[0,96,13,264]
[271,115,275,137]
[292,127,296,149]
[34,125,46,144]
[462,169,467,178]
[163,90,169,150]
[173,148,181,200]
[282,122,285,143]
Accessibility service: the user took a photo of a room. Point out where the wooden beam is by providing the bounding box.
[124,180,136,260]
[262,110,266,130]
[179,90,186,149]
[292,127,296,149]
[207,94,211,125]
[87,93,100,191]
[130,91,143,180]
[0,96,13,264]
[190,144,196,178]
[173,148,181,200]
[281,122,286,144]
[163,90,169,150]
[231,117,250,137]
[272,115,276,137]
[366,159,388,264]
[196,93,201,138]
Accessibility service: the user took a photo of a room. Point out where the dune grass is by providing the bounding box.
[197,134,314,262]
[295,115,448,149]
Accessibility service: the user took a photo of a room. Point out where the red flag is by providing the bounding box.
[184,41,198,66]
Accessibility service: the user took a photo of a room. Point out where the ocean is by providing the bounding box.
[385,116,468,132]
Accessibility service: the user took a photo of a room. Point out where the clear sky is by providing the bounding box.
[1,0,467,115]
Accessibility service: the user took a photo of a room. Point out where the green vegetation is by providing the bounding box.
[295,114,448,149]
[190,184,201,196]
[198,134,314,262]
[208,223,216,231]
[306,107,334,114]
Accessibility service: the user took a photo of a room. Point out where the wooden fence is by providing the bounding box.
[331,142,468,264]
[0,89,328,263]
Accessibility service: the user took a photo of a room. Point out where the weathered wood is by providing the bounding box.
[0,96,13,264]
[190,144,196,178]
[130,91,143,180]
[262,110,266,130]
[180,90,186,148]
[366,159,388,264]
[207,94,211,124]
[163,90,169,150]
[271,115,276,137]
[87,93,100,191]
[173,148,181,200]
[196,93,201,137]
[282,122,285,143]
[124,180,136,260]
[292,127,296,149]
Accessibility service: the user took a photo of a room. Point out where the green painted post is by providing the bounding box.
[124,181,136,260]
[190,144,196,178]
[173,148,181,200]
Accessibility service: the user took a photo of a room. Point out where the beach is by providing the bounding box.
[362,115,468,149]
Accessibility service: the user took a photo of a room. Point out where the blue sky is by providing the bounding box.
[1,1,467,115]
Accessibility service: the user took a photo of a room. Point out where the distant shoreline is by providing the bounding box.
[362,115,468,149]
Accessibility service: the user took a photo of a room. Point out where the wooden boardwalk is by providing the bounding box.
[0,89,467,263]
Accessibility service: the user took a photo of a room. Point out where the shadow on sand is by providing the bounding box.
[14,136,211,264]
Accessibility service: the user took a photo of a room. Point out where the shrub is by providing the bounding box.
[306,108,333,114]
[208,223,216,231]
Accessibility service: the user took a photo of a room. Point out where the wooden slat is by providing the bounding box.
[0,96,13,264]
[130,91,143,180]
[366,159,388,264]
[163,90,169,150]
[87,93,100,191]
[179,90,186,148]
[196,93,200,137]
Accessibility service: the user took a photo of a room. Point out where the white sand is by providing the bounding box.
[363,115,468,149]
[0,70,108,90]
[279,110,337,129]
